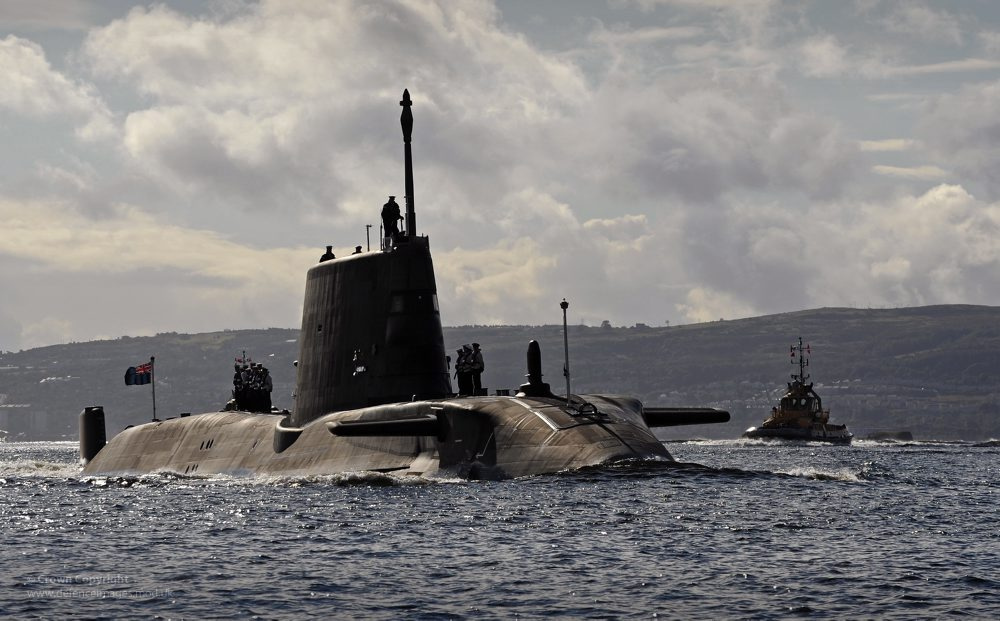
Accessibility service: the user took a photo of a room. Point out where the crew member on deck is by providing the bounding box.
[233,363,245,410]
[381,196,402,245]
[470,343,485,395]
[261,366,273,412]
[454,346,471,396]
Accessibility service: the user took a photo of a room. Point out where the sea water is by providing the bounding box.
[1,439,998,619]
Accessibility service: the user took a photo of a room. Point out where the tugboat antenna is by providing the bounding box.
[790,336,810,384]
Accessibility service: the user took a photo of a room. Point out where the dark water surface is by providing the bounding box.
[1,439,998,619]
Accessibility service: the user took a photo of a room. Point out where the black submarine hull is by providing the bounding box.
[81,395,696,480]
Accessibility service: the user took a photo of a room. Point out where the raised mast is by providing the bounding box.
[400,89,416,237]
[790,336,810,384]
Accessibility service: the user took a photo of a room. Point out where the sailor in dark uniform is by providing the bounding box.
[381,196,402,245]
[261,366,273,412]
[233,363,245,409]
[470,343,485,395]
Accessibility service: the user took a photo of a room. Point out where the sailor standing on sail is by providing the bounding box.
[381,196,402,245]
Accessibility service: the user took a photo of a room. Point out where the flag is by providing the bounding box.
[125,361,153,386]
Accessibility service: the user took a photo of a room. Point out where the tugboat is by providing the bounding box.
[743,337,852,444]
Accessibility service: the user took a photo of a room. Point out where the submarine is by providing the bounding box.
[79,90,729,480]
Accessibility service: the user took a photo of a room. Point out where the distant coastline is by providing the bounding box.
[2,304,999,441]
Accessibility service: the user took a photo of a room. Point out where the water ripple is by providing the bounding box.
[1,441,998,618]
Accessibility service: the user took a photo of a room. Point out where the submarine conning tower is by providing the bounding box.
[291,89,452,427]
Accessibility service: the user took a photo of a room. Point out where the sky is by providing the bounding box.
[3,0,1000,351]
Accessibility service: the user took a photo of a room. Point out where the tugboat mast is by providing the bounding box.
[790,336,810,384]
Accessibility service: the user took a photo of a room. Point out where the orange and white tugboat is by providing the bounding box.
[743,337,852,444]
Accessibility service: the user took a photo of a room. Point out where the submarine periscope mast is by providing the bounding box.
[79,89,730,480]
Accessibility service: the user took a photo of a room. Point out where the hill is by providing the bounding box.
[2,305,999,441]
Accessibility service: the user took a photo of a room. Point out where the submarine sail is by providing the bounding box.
[80,90,729,480]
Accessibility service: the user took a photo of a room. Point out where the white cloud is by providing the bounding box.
[676,287,757,323]
[21,318,73,351]
[589,25,704,47]
[0,198,315,284]
[0,0,98,31]
[0,35,114,140]
[871,164,948,180]
[918,79,1000,198]
[80,1,589,219]
[859,138,917,152]
[981,31,1000,57]
[883,4,964,46]
[0,308,21,352]
[798,34,849,78]
[885,58,1000,76]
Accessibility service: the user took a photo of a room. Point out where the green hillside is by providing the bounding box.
[2,305,999,441]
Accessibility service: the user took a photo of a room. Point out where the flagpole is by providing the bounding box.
[150,356,158,422]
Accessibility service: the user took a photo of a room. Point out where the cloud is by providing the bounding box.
[792,21,995,80]
[885,58,1000,76]
[0,196,320,348]
[0,0,98,31]
[80,1,589,218]
[571,72,858,202]
[21,318,73,351]
[859,138,917,152]
[0,35,114,140]
[0,198,316,285]
[589,25,704,47]
[871,164,948,180]
[660,183,1000,320]
[855,185,1000,302]
[882,4,964,46]
[0,308,21,352]
[797,34,849,78]
[981,31,1000,57]
[676,287,757,323]
[918,79,1000,198]
[434,190,668,327]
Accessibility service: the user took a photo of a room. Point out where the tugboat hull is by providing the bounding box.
[743,425,853,444]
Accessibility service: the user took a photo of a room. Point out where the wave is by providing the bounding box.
[80,468,442,489]
[546,456,883,484]
[669,437,995,448]
[775,466,864,482]
[0,459,82,480]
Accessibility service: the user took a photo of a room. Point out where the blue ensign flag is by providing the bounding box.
[124,362,152,386]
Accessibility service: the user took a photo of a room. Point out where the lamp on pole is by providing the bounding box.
[560,298,570,402]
